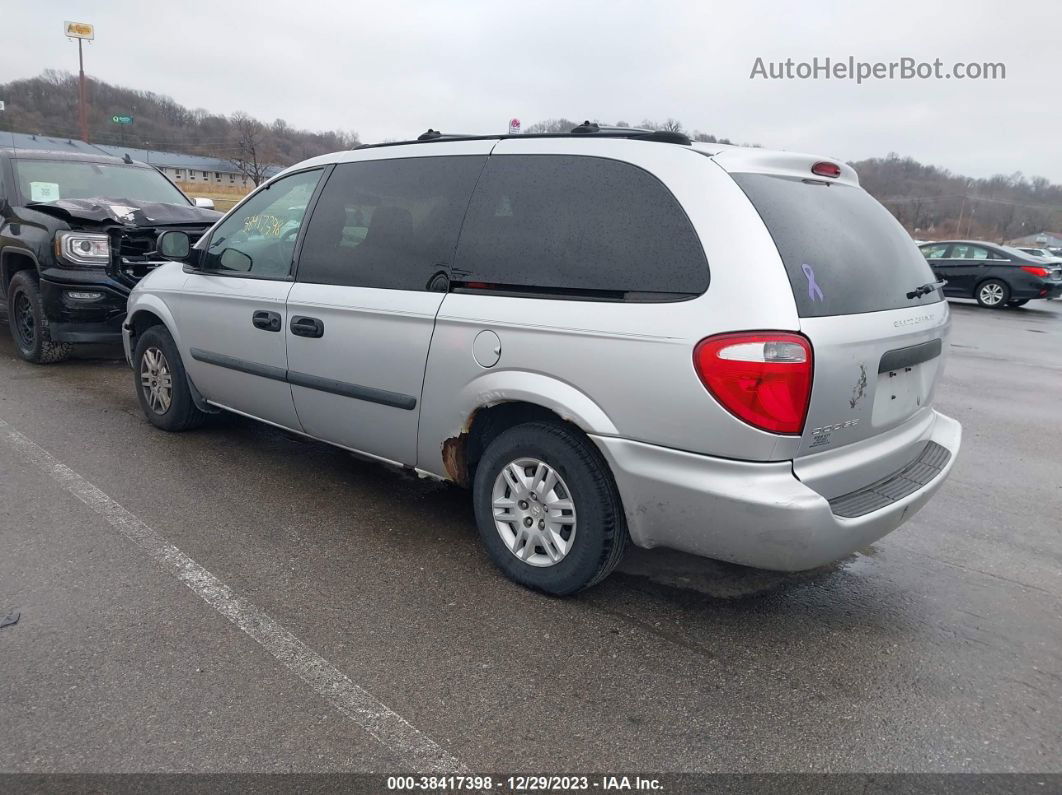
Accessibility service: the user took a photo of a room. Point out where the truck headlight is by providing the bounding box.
[56,232,111,268]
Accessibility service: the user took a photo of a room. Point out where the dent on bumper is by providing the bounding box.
[591,411,962,571]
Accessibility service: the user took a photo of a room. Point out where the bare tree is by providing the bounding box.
[229,111,277,186]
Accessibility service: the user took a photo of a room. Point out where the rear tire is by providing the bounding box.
[975,279,1009,309]
[133,325,207,431]
[6,272,71,364]
[472,421,628,595]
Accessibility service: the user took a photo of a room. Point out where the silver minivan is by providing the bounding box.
[124,126,961,595]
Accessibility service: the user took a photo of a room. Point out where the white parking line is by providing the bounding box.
[0,417,468,774]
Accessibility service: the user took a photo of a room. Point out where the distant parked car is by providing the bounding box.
[919,240,1062,308]
[1017,247,1062,264]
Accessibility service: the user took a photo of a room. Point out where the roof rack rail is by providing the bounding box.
[355,126,693,150]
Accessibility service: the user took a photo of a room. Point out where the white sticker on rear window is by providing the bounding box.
[30,182,60,202]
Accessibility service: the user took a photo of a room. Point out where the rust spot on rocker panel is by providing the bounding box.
[441,433,470,487]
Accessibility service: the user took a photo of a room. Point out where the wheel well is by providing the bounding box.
[126,310,166,350]
[443,401,575,487]
[1,250,38,296]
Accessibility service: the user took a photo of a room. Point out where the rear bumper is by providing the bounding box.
[591,410,961,571]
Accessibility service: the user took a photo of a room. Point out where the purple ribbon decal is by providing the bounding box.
[802,263,824,302]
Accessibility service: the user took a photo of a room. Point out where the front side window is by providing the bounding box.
[13,159,191,206]
[453,155,708,299]
[296,156,485,290]
[919,244,950,259]
[202,169,322,278]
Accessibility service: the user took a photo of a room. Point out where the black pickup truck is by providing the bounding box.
[0,149,221,363]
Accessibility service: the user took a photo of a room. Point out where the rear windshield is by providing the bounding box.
[732,173,941,317]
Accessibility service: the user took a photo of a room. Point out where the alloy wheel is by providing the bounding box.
[980,283,1005,306]
[140,346,174,415]
[492,457,578,567]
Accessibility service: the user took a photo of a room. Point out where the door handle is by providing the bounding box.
[252,310,282,332]
[290,315,324,338]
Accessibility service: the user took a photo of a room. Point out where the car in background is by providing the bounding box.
[0,149,221,363]
[1017,246,1062,264]
[918,240,1062,308]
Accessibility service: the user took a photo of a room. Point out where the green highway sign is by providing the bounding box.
[111,115,133,125]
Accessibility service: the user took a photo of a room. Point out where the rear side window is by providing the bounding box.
[733,173,940,317]
[951,244,990,260]
[296,156,485,291]
[452,155,708,300]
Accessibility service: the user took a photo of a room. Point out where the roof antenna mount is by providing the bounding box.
[122,153,134,164]
[418,129,443,141]
[570,120,600,135]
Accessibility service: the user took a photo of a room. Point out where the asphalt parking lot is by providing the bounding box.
[0,298,1059,775]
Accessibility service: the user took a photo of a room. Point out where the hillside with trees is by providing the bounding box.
[0,71,359,184]
[851,154,1062,242]
[3,72,1060,239]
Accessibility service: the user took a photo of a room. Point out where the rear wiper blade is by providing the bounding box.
[907,280,946,299]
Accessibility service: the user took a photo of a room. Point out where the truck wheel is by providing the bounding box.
[133,325,207,431]
[975,279,1009,308]
[6,272,71,364]
[473,421,628,595]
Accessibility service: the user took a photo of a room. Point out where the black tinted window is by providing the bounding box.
[296,156,485,290]
[733,173,941,317]
[203,169,322,278]
[453,155,708,299]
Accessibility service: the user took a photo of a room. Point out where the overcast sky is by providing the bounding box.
[2,0,1059,181]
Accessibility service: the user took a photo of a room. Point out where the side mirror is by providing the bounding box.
[157,229,191,260]
[193,197,215,210]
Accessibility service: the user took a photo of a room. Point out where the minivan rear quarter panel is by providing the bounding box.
[417,138,805,479]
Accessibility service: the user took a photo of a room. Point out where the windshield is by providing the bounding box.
[13,159,190,207]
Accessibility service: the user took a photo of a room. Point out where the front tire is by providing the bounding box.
[6,272,71,364]
[976,279,1010,309]
[133,325,207,431]
[473,421,628,595]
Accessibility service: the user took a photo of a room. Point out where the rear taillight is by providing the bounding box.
[693,332,813,435]
[1021,265,1049,278]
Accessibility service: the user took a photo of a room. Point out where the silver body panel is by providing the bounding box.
[285,283,443,464]
[125,136,961,572]
[174,273,301,430]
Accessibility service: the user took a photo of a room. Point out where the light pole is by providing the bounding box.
[64,21,94,143]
